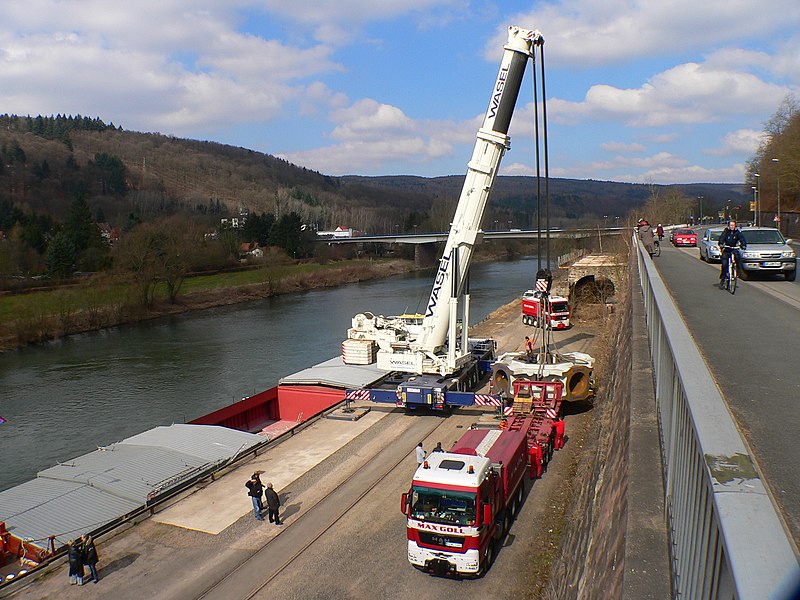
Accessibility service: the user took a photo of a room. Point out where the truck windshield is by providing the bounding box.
[410,486,477,526]
[551,301,568,313]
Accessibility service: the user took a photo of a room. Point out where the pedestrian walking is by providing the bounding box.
[80,534,100,584]
[67,539,84,586]
[637,219,656,257]
[264,483,282,525]
[415,442,426,465]
[245,473,265,521]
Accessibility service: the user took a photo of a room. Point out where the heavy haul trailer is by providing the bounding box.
[344,339,496,411]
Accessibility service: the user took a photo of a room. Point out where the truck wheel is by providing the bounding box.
[516,484,525,513]
[532,318,538,328]
[480,541,496,576]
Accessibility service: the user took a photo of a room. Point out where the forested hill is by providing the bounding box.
[1,114,745,236]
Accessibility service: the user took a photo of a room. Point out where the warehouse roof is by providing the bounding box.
[279,356,385,389]
[0,424,262,550]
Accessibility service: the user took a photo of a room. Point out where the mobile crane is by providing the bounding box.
[343,26,544,411]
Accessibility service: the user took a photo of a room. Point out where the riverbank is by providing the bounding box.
[0,258,418,352]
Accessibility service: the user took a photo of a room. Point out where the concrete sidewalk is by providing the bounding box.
[154,403,389,534]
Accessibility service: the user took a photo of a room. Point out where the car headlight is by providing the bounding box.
[782,250,796,258]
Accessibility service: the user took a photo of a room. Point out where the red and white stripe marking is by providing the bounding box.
[474,394,502,406]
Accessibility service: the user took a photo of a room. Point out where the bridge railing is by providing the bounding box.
[634,236,799,599]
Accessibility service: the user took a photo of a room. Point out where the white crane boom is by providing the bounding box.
[416,26,542,355]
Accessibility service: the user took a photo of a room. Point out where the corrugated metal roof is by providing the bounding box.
[0,424,264,551]
[38,444,208,503]
[120,424,262,462]
[279,356,386,388]
[0,478,139,546]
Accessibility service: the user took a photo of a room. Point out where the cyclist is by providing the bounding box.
[637,219,656,257]
[718,220,747,288]
[656,223,664,241]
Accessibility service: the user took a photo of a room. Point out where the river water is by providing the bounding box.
[0,257,542,492]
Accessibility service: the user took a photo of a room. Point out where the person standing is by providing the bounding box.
[81,534,100,584]
[245,473,265,521]
[67,539,84,586]
[264,483,282,525]
[431,442,443,453]
[525,336,535,362]
[638,219,656,257]
[415,442,426,465]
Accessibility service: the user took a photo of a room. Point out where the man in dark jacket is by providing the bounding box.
[81,534,100,583]
[67,539,84,585]
[264,482,282,525]
[245,473,265,521]
[718,220,747,286]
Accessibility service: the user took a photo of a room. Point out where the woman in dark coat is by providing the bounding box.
[82,534,100,583]
[67,539,84,585]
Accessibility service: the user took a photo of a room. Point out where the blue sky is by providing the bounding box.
[2,1,798,184]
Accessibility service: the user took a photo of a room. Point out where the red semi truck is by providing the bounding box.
[401,423,532,576]
[401,380,565,576]
[521,289,571,329]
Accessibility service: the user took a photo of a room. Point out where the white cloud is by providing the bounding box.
[549,60,791,128]
[260,0,465,43]
[706,129,766,157]
[493,1,800,68]
[601,141,646,153]
[330,99,417,141]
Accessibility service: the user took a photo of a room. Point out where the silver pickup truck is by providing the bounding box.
[738,227,796,281]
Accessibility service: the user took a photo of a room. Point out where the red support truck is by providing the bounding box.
[401,425,530,576]
[521,289,571,329]
[401,380,565,576]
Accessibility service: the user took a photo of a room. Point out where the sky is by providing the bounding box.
[2,1,799,185]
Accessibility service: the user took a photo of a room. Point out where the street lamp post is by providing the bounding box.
[753,173,760,226]
[772,158,781,233]
[697,195,703,224]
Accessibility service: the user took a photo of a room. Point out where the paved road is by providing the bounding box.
[653,241,800,544]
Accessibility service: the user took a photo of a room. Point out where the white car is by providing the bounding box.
[699,228,724,263]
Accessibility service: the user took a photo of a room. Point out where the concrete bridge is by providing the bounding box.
[321,227,625,267]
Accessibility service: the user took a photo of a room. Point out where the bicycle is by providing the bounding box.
[653,239,661,257]
[720,246,740,294]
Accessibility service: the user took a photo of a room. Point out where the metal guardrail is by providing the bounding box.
[634,236,800,599]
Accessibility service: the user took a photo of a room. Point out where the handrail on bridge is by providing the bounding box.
[634,234,799,599]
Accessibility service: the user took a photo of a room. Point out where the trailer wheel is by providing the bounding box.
[515,483,525,514]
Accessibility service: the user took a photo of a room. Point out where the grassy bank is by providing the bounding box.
[0,258,417,352]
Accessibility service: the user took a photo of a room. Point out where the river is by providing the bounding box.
[0,257,542,492]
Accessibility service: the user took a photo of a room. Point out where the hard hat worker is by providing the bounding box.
[525,336,535,362]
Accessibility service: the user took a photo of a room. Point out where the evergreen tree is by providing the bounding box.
[45,232,76,278]
[64,195,103,252]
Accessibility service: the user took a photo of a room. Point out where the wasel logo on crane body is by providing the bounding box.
[487,67,509,119]
[425,250,452,317]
